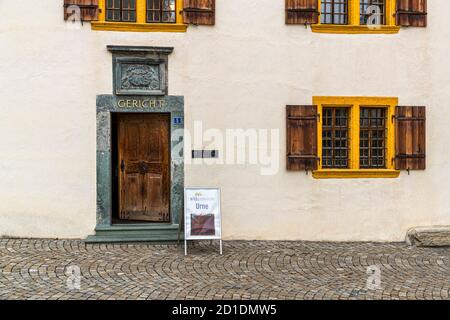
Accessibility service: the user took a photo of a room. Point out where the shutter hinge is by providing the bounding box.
[286,8,318,13]
[392,115,426,122]
[395,154,425,159]
[182,8,214,13]
[396,11,428,16]
[288,114,320,121]
[63,4,99,9]
[287,155,320,160]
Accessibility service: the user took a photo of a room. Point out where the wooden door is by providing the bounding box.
[118,114,170,222]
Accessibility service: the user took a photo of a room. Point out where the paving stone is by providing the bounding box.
[0,239,448,300]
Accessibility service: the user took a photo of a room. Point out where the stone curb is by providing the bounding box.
[406,226,450,247]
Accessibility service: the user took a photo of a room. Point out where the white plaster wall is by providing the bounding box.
[0,0,449,240]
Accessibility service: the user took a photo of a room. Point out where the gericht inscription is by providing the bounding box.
[117,99,166,109]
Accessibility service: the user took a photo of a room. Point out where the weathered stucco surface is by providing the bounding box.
[0,0,449,240]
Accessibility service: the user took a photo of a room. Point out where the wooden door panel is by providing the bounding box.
[118,114,170,222]
[120,174,139,220]
[125,125,139,159]
[146,175,165,219]
[142,126,162,161]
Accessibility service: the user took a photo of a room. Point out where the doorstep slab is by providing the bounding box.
[406,226,450,247]
[85,224,183,243]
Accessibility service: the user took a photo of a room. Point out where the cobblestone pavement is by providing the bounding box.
[0,239,449,300]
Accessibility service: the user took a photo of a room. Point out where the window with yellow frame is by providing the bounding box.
[312,97,399,179]
[312,0,400,34]
[91,0,187,32]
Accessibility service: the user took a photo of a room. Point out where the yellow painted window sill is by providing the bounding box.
[312,169,400,179]
[311,24,400,34]
[91,21,188,33]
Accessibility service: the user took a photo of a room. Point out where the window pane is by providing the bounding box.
[320,0,348,25]
[359,107,387,168]
[360,0,386,25]
[106,0,136,22]
[322,107,349,168]
[147,0,176,23]
[113,10,120,21]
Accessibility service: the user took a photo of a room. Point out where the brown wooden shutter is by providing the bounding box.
[287,105,319,171]
[396,0,427,27]
[395,106,426,170]
[286,0,319,25]
[64,0,99,21]
[182,0,215,25]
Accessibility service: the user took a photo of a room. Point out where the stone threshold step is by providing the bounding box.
[86,224,183,243]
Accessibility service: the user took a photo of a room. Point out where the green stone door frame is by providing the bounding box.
[86,95,184,243]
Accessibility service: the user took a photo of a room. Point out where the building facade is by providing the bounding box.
[0,0,448,242]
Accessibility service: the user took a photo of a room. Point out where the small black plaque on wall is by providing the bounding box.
[192,150,219,159]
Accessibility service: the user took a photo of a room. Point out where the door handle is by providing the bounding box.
[120,160,125,172]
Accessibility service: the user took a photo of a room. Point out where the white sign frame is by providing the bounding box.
[184,187,222,255]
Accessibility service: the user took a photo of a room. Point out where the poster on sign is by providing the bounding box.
[184,188,222,255]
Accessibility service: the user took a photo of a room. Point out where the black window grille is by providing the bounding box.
[106,0,136,22]
[360,0,386,25]
[359,107,387,168]
[322,107,350,168]
[147,0,176,23]
[320,0,349,25]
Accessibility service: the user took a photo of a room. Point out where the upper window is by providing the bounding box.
[314,0,398,34]
[105,0,176,23]
[92,0,187,32]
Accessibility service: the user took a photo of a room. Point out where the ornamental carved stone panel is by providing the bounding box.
[120,63,161,92]
[108,45,173,96]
